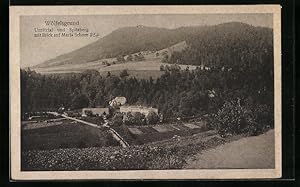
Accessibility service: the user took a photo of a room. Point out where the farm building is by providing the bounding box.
[82,107,109,117]
[120,105,158,116]
[109,97,127,107]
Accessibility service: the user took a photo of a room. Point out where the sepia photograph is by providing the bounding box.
[10,5,281,180]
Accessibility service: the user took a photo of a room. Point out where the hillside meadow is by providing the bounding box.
[22,120,118,151]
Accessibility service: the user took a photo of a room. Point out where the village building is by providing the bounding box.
[82,107,109,117]
[120,105,158,116]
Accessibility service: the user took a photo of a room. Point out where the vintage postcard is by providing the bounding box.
[10,5,281,180]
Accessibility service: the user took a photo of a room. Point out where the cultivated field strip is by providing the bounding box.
[22,120,65,130]
[128,122,205,135]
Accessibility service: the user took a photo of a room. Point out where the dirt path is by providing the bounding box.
[184,130,275,169]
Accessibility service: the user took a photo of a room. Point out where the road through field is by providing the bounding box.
[184,129,275,169]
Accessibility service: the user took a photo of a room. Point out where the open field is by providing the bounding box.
[33,59,198,79]
[21,119,119,151]
[32,46,198,79]
[22,119,69,130]
[97,60,197,72]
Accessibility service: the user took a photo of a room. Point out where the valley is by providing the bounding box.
[21,21,275,171]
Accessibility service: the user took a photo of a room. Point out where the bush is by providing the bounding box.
[94,116,104,125]
[245,101,274,135]
[162,54,169,63]
[123,112,146,126]
[123,112,135,126]
[134,54,145,61]
[211,98,273,137]
[126,54,133,61]
[85,110,94,117]
[160,65,165,71]
[147,111,159,124]
[132,112,146,126]
[116,55,125,62]
[120,69,129,78]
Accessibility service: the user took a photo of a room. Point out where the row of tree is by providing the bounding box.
[21,60,273,121]
[111,111,160,126]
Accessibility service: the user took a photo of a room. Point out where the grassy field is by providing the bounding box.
[21,119,119,151]
[97,60,197,72]
[33,59,198,79]
[32,44,198,80]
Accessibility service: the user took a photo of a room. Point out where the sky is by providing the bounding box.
[20,14,273,67]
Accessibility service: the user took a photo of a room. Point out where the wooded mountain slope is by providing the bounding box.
[35,22,272,69]
[167,22,273,70]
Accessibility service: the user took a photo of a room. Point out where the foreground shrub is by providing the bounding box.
[211,98,273,137]
[245,101,274,135]
[22,145,187,171]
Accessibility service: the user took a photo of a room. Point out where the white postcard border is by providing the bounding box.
[9,5,282,180]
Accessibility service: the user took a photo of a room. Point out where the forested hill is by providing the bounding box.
[34,22,272,69]
[167,22,273,69]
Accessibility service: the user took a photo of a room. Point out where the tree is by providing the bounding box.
[102,60,108,65]
[116,55,125,62]
[147,111,159,124]
[160,65,165,71]
[21,49,274,128]
[162,54,169,63]
[126,54,133,61]
[93,91,104,107]
[133,112,146,126]
[85,110,94,117]
[124,112,135,126]
[134,54,145,61]
[71,94,89,109]
[120,69,129,78]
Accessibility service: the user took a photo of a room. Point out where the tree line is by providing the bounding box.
[21,61,273,121]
